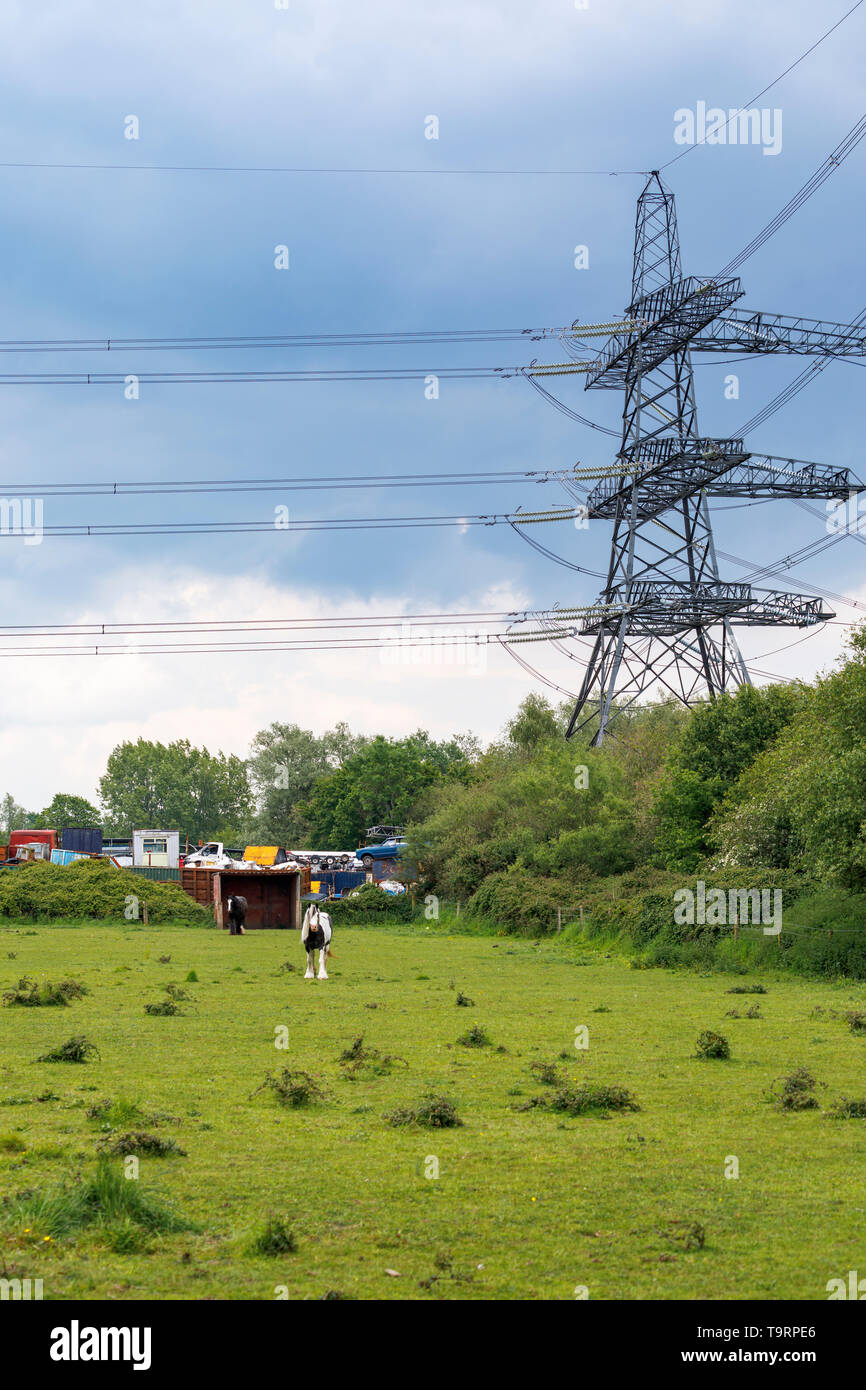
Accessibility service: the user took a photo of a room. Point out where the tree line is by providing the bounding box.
[5,627,866,891]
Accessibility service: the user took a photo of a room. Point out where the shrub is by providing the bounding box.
[831,1097,866,1119]
[519,1081,640,1117]
[528,1061,563,1086]
[327,884,412,924]
[767,1067,820,1111]
[385,1094,461,1128]
[144,1000,181,1016]
[0,857,208,924]
[36,1035,99,1063]
[466,867,585,937]
[337,1035,406,1079]
[695,1031,730,1060]
[456,1023,491,1048]
[99,1132,186,1158]
[252,1069,326,1108]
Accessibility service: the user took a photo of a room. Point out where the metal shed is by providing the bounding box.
[212,868,306,930]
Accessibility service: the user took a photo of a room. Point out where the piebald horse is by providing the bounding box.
[301,903,333,980]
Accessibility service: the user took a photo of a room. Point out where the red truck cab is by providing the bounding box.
[8,829,58,855]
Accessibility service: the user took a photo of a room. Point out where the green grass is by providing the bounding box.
[1,920,866,1299]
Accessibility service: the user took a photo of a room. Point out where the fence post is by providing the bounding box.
[557,906,562,933]
[579,904,584,930]
[142,902,149,926]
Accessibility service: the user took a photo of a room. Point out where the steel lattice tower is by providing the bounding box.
[566,172,858,744]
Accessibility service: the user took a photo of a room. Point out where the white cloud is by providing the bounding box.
[0,561,540,807]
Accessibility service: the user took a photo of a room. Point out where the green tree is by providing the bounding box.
[247,721,368,844]
[31,793,102,831]
[98,739,252,842]
[506,694,560,751]
[652,683,806,870]
[0,792,30,837]
[299,731,472,846]
[711,628,866,887]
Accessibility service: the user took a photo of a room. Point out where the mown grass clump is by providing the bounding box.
[99,1132,186,1158]
[252,1069,326,1108]
[36,1035,99,1063]
[660,1219,706,1251]
[695,1031,730,1060]
[86,1097,145,1127]
[385,1094,462,1128]
[248,1215,297,1256]
[2,976,88,1007]
[767,1067,820,1111]
[144,1000,181,1016]
[726,984,767,995]
[845,1009,866,1034]
[1,1158,195,1238]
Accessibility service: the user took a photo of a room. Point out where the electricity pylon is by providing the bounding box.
[566,171,863,744]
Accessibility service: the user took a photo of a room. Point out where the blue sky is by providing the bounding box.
[0,0,863,808]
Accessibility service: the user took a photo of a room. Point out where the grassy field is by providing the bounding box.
[1,919,866,1301]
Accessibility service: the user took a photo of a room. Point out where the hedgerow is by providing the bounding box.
[0,858,207,924]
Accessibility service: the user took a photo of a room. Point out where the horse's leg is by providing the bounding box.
[317,945,328,980]
[304,948,315,980]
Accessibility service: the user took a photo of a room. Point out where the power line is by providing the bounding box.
[0,506,584,539]
[718,112,866,277]
[0,365,523,386]
[0,326,577,355]
[0,159,641,177]
[0,466,551,498]
[661,0,866,170]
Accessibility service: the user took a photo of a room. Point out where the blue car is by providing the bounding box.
[356,836,407,870]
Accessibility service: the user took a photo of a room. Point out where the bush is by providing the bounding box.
[456,1023,491,1048]
[385,1094,461,1128]
[326,883,412,924]
[466,866,585,937]
[252,1069,326,1108]
[0,857,208,924]
[766,1068,820,1111]
[831,1096,866,1119]
[36,1035,99,1063]
[518,1080,639,1117]
[695,1031,730,1060]
[100,1132,186,1158]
